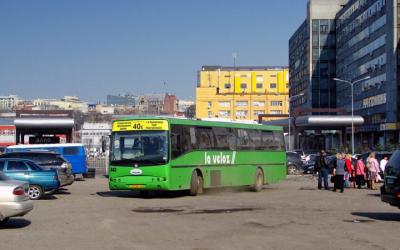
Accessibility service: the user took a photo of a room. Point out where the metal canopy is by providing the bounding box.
[14,118,74,129]
[262,115,364,128]
[294,115,364,127]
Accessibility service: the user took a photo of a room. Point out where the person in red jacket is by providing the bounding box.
[344,154,354,188]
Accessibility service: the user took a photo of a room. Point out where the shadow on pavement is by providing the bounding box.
[56,189,71,195]
[96,190,188,199]
[0,219,31,229]
[351,212,400,222]
[41,195,58,200]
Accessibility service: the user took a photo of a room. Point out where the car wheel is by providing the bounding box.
[287,165,298,175]
[28,185,43,200]
[0,218,9,226]
[189,170,204,196]
[251,168,264,192]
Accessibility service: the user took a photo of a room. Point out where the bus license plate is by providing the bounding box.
[131,184,145,189]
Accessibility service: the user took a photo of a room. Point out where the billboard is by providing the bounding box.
[0,125,16,146]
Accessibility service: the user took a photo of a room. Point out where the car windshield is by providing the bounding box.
[110,131,168,166]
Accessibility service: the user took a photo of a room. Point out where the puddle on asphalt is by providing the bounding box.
[343,219,375,223]
[186,208,261,214]
[298,187,317,190]
[132,207,262,214]
[132,208,185,213]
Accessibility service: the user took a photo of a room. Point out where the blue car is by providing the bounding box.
[0,158,60,200]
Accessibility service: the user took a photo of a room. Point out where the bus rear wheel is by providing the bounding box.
[251,168,264,192]
[189,170,204,196]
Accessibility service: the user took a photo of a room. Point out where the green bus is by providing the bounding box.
[108,117,286,195]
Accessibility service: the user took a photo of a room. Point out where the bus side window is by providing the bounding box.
[195,127,215,150]
[248,130,262,150]
[237,129,251,150]
[213,127,230,150]
[261,131,275,150]
[273,132,285,151]
[171,125,181,159]
[171,125,193,159]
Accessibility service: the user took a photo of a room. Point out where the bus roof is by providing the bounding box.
[113,116,283,131]
[7,143,84,149]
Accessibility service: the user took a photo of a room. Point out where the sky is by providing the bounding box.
[0,0,307,103]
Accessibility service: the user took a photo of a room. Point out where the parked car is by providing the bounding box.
[292,149,309,163]
[0,172,33,225]
[303,154,318,174]
[6,143,87,176]
[286,152,304,175]
[304,154,336,174]
[0,152,74,187]
[381,150,400,209]
[0,158,60,200]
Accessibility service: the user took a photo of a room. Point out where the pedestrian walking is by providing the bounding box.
[355,155,366,189]
[333,153,345,193]
[316,149,329,190]
[344,154,353,188]
[367,152,380,190]
[379,155,388,180]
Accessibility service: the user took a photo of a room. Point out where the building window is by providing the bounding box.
[270,83,277,88]
[253,110,264,117]
[270,75,277,77]
[207,101,212,108]
[236,110,248,118]
[218,110,231,117]
[240,83,247,89]
[271,101,283,106]
[236,101,248,107]
[256,83,263,89]
[208,111,212,118]
[270,110,283,114]
[219,101,230,107]
[224,83,231,89]
[253,101,265,107]
[256,76,263,82]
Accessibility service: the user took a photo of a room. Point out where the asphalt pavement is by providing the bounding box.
[1,175,399,250]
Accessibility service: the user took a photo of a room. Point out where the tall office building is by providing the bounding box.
[289,0,400,147]
[336,0,397,146]
[289,0,346,112]
[196,66,289,121]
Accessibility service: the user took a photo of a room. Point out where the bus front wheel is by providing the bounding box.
[251,168,264,192]
[189,170,204,196]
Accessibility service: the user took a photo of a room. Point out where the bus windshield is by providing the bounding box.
[111,131,168,166]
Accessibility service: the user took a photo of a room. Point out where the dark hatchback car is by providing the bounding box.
[381,150,400,209]
[286,152,304,175]
[0,152,74,187]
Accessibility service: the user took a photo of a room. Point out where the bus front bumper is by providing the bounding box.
[109,176,169,191]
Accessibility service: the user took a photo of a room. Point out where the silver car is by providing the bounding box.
[0,172,33,225]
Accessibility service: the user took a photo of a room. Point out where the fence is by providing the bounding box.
[86,156,109,175]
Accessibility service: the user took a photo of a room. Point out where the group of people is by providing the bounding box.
[315,150,388,193]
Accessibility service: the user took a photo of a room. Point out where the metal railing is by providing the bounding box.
[86,156,109,175]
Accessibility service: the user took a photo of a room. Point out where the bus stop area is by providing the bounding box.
[0,175,398,250]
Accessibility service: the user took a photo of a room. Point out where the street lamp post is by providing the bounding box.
[333,76,371,155]
[288,93,304,151]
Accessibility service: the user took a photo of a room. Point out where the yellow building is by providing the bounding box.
[196,66,289,121]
